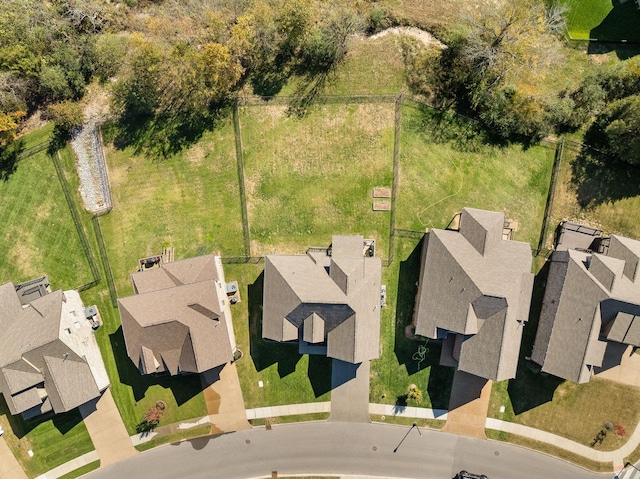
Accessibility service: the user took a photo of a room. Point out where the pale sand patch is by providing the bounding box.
[369,26,446,50]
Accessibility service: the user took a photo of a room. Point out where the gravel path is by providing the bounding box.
[70,88,112,214]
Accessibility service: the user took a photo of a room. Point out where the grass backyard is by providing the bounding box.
[100,115,244,295]
[0,126,93,289]
[0,395,95,479]
[548,142,640,240]
[561,0,640,41]
[240,102,395,257]
[396,101,555,248]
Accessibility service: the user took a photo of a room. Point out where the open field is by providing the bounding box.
[240,102,395,257]
[397,101,555,248]
[0,127,93,289]
[0,395,95,479]
[562,0,640,41]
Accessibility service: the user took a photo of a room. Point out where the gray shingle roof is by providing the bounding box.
[119,255,233,375]
[532,236,640,383]
[413,208,534,381]
[262,235,381,364]
[0,283,100,416]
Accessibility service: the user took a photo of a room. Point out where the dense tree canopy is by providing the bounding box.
[0,0,363,143]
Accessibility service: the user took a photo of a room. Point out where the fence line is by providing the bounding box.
[51,151,101,290]
[238,94,398,107]
[535,138,564,257]
[221,256,264,265]
[387,94,404,266]
[17,140,50,160]
[393,228,425,240]
[92,216,118,308]
[233,101,251,256]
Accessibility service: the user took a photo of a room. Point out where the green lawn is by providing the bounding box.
[100,115,244,295]
[370,237,454,409]
[562,0,640,41]
[0,126,93,289]
[240,102,395,257]
[397,101,555,248]
[225,263,333,408]
[0,395,95,479]
[490,377,640,451]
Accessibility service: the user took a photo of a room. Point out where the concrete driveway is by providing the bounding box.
[201,362,250,434]
[329,359,370,422]
[442,369,491,439]
[79,388,138,468]
[0,437,27,479]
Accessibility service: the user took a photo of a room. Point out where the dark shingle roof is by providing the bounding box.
[532,236,640,383]
[262,235,381,364]
[413,208,533,381]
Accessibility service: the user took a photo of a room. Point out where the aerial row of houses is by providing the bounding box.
[2,207,640,419]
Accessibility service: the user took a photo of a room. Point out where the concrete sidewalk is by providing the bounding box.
[17,398,640,478]
[34,451,99,479]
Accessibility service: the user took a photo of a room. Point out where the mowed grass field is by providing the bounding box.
[549,143,640,240]
[240,102,395,257]
[490,377,640,451]
[397,102,555,248]
[0,125,93,289]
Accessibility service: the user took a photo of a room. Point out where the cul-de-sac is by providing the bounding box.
[1,1,640,478]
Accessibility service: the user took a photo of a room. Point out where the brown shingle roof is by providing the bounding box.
[119,255,233,375]
[413,208,533,381]
[262,235,381,363]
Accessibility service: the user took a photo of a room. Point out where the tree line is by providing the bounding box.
[403,0,640,166]
[0,0,364,147]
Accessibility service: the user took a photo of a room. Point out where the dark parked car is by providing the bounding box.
[456,471,488,479]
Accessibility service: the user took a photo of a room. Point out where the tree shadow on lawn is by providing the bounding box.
[570,144,640,209]
[104,106,231,162]
[109,327,203,404]
[393,237,453,410]
[0,394,83,439]
[247,271,332,397]
[506,261,563,415]
[0,138,24,181]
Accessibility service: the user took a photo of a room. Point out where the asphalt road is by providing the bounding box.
[87,422,608,479]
